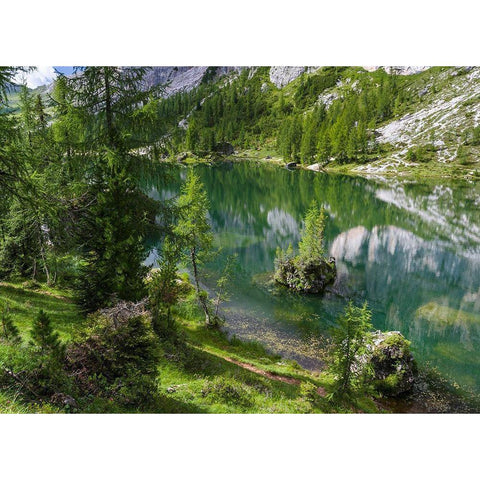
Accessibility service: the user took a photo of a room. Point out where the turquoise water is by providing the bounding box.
[143,161,480,392]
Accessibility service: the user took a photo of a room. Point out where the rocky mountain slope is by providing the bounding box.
[149,65,479,178]
[144,67,241,96]
[13,66,479,178]
[146,66,434,94]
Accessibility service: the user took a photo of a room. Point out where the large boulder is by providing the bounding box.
[368,331,417,397]
[274,257,336,294]
[214,142,234,156]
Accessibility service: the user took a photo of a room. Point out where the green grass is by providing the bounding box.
[0,280,85,340]
[152,294,380,413]
[2,279,478,413]
[0,280,380,413]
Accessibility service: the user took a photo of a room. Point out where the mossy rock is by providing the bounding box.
[369,331,417,397]
[274,257,336,294]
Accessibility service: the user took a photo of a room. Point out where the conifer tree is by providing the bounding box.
[57,67,161,311]
[174,169,214,326]
[30,309,63,357]
[300,114,318,164]
[148,237,181,334]
[329,301,373,396]
[0,301,20,343]
[298,201,326,262]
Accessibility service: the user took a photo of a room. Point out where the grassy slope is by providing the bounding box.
[0,280,379,414]
[2,281,479,413]
[0,281,84,413]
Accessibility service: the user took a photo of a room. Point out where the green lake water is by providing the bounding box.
[142,161,480,393]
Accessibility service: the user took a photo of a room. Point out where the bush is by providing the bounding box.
[406,144,436,163]
[201,377,253,407]
[300,381,319,404]
[0,339,72,401]
[65,311,160,406]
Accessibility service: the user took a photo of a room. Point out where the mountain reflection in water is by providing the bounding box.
[142,162,480,392]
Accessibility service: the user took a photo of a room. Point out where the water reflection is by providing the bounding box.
[142,161,480,391]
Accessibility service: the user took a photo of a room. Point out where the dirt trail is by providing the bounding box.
[224,356,327,397]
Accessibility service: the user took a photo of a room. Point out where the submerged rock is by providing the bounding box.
[368,331,417,397]
[274,257,336,294]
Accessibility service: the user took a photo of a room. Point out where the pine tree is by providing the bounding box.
[30,309,63,357]
[298,201,326,261]
[328,301,373,397]
[174,169,214,326]
[0,301,20,343]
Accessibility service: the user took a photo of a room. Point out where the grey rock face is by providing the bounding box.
[144,67,241,96]
[269,66,319,88]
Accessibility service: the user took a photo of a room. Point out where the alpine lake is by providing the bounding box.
[142,160,480,394]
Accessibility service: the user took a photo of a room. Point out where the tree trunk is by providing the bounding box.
[190,247,212,325]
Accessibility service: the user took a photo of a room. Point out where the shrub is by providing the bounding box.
[66,311,160,406]
[201,377,253,407]
[300,381,319,404]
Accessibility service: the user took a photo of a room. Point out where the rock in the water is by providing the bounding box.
[368,331,417,396]
[274,257,336,294]
[306,163,322,172]
[286,162,297,169]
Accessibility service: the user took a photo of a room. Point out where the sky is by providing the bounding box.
[15,66,75,88]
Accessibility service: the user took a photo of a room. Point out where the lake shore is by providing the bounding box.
[165,150,480,181]
[2,279,479,413]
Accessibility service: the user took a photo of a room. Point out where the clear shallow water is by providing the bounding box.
[142,161,480,392]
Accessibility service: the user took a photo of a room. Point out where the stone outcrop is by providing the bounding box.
[362,66,430,75]
[269,66,320,88]
[274,257,336,294]
[143,67,241,97]
[367,331,417,396]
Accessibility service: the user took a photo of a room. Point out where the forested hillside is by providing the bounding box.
[146,66,480,178]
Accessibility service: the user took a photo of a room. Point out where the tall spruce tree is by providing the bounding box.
[57,67,162,311]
